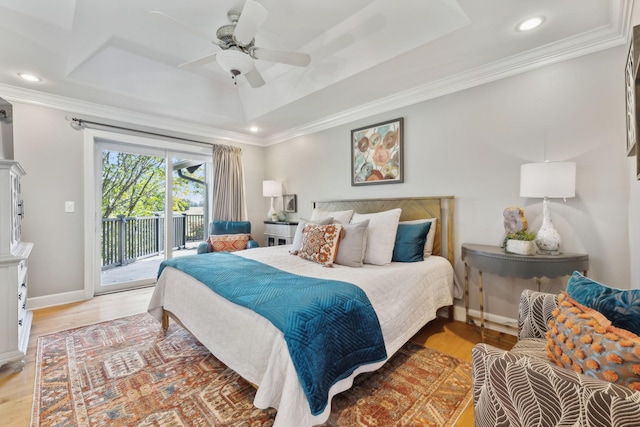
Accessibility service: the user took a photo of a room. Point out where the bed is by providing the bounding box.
[148,196,455,426]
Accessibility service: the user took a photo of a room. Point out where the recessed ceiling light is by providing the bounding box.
[249,126,260,133]
[516,16,545,32]
[18,73,42,82]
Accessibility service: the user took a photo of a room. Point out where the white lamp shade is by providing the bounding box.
[262,180,283,197]
[520,162,576,198]
[216,49,255,75]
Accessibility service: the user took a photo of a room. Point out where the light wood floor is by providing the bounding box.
[0,287,515,427]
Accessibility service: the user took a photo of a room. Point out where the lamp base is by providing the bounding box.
[267,197,277,221]
[535,197,562,255]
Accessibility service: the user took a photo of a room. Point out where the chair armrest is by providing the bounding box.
[197,241,210,254]
[472,343,640,427]
[518,289,559,340]
[247,240,259,249]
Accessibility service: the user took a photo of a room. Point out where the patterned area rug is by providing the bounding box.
[32,313,472,427]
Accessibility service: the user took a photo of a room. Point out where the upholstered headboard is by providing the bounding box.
[312,196,454,266]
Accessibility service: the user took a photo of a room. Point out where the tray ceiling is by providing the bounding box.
[0,0,628,145]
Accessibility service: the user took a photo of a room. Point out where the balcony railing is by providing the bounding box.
[101,213,204,270]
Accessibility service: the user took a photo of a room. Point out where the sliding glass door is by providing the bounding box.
[94,139,211,295]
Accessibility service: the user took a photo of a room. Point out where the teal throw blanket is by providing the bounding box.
[158,252,387,415]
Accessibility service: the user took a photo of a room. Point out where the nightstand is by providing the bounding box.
[264,221,298,246]
[461,243,589,342]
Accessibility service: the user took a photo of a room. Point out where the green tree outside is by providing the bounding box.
[101,151,204,218]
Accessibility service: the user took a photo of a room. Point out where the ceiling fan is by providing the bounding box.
[151,0,311,88]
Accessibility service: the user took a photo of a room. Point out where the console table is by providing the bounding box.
[461,243,589,341]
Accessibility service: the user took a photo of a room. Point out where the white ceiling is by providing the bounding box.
[0,0,630,145]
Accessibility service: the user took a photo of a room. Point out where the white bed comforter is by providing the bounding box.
[148,245,453,427]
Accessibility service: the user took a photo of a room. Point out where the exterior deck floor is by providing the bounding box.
[101,243,199,285]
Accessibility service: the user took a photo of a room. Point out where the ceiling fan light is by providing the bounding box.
[216,49,255,76]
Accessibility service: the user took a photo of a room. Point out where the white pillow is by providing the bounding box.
[334,220,369,268]
[310,208,354,224]
[351,208,402,266]
[401,218,437,256]
[290,217,334,253]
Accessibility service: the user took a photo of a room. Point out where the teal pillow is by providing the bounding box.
[392,222,431,262]
[566,271,640,335]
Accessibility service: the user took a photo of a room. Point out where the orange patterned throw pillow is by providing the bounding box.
[546,292,640,391]
[297,224,343,267]
[208,234,250,252]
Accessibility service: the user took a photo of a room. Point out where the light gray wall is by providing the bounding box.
[12,103,266,299]
[265,46,633,321]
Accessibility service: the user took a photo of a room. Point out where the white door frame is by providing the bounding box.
[83,129,212,299]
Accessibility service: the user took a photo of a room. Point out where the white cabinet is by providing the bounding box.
[0,160,33,372]
[264,221,298,246]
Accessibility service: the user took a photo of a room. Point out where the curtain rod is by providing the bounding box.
[68,117,213,147]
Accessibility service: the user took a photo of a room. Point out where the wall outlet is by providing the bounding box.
[64,201,75,213]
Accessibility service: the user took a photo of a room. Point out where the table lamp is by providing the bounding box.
[520,161,576,254]
[262,180,283,220]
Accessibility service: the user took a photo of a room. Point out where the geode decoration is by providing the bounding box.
[503,206,528,235]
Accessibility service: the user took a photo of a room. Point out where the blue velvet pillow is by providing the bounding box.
[566,271,640,335]
[392,222,431,262]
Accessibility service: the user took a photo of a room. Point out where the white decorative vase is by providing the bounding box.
[505,239,537,256]
[535,197,561,255]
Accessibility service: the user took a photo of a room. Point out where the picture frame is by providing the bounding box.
[626,35,637,157]
[351,117,403,186]
[283,194,297,213]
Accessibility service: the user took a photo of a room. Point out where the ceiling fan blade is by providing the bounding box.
[151,11,224,47]
[233,0,268,46]
[178,53,218,70]
[252,47,311,67]
[244,68,265,88]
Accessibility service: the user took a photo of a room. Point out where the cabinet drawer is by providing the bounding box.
[264,224,297,238]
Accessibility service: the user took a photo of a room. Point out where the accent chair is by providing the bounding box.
[197,220,259,254]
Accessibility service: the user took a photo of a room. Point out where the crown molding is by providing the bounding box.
[264,23,626,146]
[0,83,265,147]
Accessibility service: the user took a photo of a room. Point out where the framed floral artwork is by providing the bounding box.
[351,117,403,186]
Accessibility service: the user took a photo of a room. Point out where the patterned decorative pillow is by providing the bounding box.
[297,224,343,267]
[290,217,334,253]
[208,234,250,252]
[566,271,640,336]
[546,292,640,391]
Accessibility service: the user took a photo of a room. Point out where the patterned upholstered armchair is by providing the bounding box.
[197,220,259,254]
[472,289,640,427]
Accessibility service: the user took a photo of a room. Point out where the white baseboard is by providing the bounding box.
[27,290,89,310]
[453,305,518,336]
